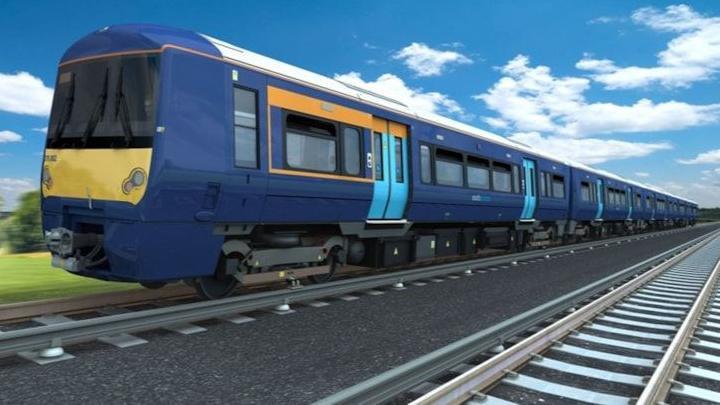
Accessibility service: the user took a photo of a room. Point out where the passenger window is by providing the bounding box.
[435,149,463,187]
[539,172,547,197]
[394,137,404,182]
[580,182,591,202]
[552,175,565,198]
[374,132,383,180]
[467,156,490,190]
[492,162,512,193]
[343,127,361,176]
[285,114,337,172]
[420,145,431,184]
[233,87,258,168]
[512,165,520,193]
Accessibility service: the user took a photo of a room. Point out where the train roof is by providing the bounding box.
[60,25,696,205]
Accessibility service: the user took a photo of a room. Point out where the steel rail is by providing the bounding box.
[410,231,720,405]
[314,229,720,405]
[0,226,707,359]
[636,245,720,404]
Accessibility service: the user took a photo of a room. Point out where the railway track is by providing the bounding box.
[0,226,712,367]
[0,226,699,325]
[317,227,720,405]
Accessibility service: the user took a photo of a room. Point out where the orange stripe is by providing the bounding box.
[267,86,372,129]
[389,121,408,138]
[372,117,388,133]
[269,168,373,183]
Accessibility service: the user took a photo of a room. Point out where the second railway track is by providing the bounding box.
[404,230,720,404]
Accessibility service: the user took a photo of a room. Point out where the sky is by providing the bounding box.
[1,0,719,209]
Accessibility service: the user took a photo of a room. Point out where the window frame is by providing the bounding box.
[232,85,260,169]
[580,181,591,202]
[434,147,465,188]
[551,174,565,199]
[419,143,433,184]
[491,161,514,193]
[466,155,491,190]
[281,109,364,177]
[341,125,363,176]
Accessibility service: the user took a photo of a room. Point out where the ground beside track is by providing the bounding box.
[0,252,140,304]
[1,225,718,404]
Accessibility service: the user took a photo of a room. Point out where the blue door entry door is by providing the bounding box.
[367,119,409,220]
[595,179,604,220]
[520,158,537,220]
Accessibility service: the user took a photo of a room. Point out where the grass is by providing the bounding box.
[0,252,141,304]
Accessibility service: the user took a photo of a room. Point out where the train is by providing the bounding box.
[42,25,698,299]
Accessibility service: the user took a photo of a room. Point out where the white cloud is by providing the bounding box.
[32,127,48,134]
[660,180,720,208]
[0,72,54,116]
[0,130,23,143]
[701,168,720,186]
[587,16,625,25]
[0,178,35,211]
[392,43,472,77]
[578,5,720,89]
[334,71,473,120]
[508,132,672,165]
[634,171,650,178]
[677,149,720,164]
[476,55,720,137]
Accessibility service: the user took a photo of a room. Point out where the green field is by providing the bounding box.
[0,253,141,304]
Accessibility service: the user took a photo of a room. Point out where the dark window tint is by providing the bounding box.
[435,149,463,187]
[394,137,403,182]
[343,127,361,175]
[512,165,520,193]
[467,156,490,190]
[540,172,548,197]
[374,132,383,180]
[286,114,336,172]
[233,88,258,168]
[47,54,159,148]
[420,145,431,183]
[493,162,512,193]
[551,175,564,198]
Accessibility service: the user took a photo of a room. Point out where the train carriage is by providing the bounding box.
[41,25,698,299]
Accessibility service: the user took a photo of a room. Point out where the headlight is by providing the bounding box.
[122,168,146,194]
[42,165,53,189]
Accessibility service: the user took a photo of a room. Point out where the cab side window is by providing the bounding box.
[233,87,258,168]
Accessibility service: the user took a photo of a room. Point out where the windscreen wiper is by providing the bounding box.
[51,73,75,146]
[81,68,109,146]
[114,67,134,147]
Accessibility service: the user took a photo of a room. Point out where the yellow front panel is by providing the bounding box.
[42,148,153,205]
[268,86,372,129]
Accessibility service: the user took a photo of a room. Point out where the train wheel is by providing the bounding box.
[308,248,341,284]
[140,282,166,290]
[193,276,238,300]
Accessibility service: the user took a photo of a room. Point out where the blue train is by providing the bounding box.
[42,25,698,299]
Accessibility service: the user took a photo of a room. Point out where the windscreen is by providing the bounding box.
[46,54,159,148]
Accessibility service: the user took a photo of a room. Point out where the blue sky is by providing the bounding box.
[1,0,719,208]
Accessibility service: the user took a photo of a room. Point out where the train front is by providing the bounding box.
[41,25,198,286]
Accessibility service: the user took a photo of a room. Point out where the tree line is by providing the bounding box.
[0,190,44,254]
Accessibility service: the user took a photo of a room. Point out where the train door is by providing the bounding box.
[595,179,604,220]
[520,158,537,220]
[367,118,409,220]
[626,186,633,220]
